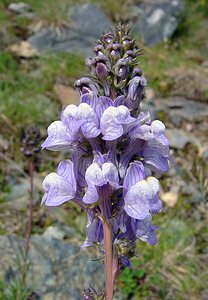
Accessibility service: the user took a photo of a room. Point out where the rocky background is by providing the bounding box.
[0,0,208,299]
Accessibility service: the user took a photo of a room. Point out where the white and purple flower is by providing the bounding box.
[41,26,171,271]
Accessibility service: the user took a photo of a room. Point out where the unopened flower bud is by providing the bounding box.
[114,58,129,88]
[122,35,133,51]
[93,44,104,56]
[85,57,93,68]
[74,77,98,95]
[107,43,123,61]
[101,32,114,44]
[132,67,143,77]
[91,54,110,79]
[127,76,147,102]
[124,50,136,61]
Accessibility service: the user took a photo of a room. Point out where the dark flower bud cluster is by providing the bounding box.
[21,124,41,159]
[81,25,146,115]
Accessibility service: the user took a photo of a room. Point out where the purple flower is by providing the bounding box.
[82,210,103,248]
[74,77,98,96]
[83,152,120,204]
[141,139,170,173]
[125,76,147,111]
[100,105,135,140]
[123,162,162,220]
[42,160,76,206]
[41,26,172,273]
[131,120,169,145]
[117,212,157,246]
[42,102,100,151]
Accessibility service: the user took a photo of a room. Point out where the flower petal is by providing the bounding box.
[123,162,145,196]
[85,163,105,186]
[79,103,100,138]
[146,177,162,214]
[124,180,150,219]
[151,120,169,146]
[57,160,77,191]
[101,106,134,140]
[142,147,169,173]
[114,95,125,107]
[42,172,75,206]
[83,184,99,204]
[102,162,120,188]
[41,121,73,151]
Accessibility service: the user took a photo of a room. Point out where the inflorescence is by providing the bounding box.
[41,25,170,281]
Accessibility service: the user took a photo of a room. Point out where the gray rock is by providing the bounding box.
[132,0,184,45]
[166,128,199,149]
[147,96,208,123]
[167,68,208,102]
[0,231,104,299]
[28,4,112,56]
[8,2,31,15]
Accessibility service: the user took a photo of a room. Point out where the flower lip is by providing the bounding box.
[42,160,76,206]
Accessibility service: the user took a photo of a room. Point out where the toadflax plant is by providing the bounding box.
[41,25,170,300]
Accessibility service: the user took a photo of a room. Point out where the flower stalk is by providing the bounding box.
[103,218,113,300]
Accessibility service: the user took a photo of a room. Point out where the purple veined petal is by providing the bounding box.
[85,163,106,186]
[149,194,162,214]
[70,147,85,180]
[82,184,99,204]
[102,162,120,188]
[123,161,145,196]
[77,156,92,187]
[80,92,97,110]
[142,147,170,173]
[124,202,149,220]
[42,172,75,206]
[62,104,79,120]
[146,139,170,157]
[151,120,169,146]
[62,105,82,138]
[124,180,151,220]
[146,176,162,214]
[146,176,159,195]
[97,96,113,117]
[139,231,157,245]
[125,111,151,134]
[125,76,147,110]
[136,216,157,245]
[57,160,77,191]
[81,121,101,138]
[117,213,127,232]
[77,103,101,138]
[130,124,154,140]
[119,256,131,268]
[113,95,125,107]
[81,217,103,248]
[93,151,108,165]
[114,106,135,124]
[78,103,96,119]
[41,121,74,151]
[119,139,146,178]
[101,121,123,141]
[101,106,134,140]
